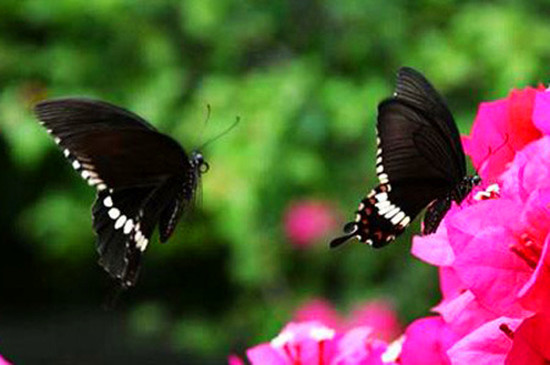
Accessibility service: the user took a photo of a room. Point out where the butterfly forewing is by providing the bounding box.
[394,67,466,176]
[331,67,473,248]
[34,98,202,287]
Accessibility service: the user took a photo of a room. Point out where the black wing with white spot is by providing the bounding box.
[331,67,470,249]
[34,98,203,287]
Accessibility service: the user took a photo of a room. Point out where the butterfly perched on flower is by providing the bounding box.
[330,67,480,248]
[34,98,209,287]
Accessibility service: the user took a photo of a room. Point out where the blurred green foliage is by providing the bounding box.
[2,0,550,362]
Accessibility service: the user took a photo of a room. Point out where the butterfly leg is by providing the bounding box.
[422,197,451,235]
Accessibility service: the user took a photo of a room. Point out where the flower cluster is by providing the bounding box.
[230,299,402,365]
[411,86,550,364]
[284,200,338,248]
[0,354,11,365]
[232,86,550,364]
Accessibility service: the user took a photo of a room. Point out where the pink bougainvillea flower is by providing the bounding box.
[246,321,337,365]
[283,200,337,248]
[293,298,401,342]
[293,299,342,330]
[412,138,550,319]
[506,314,550,364]
[399,316,458,365]
[0,355,11,365]
[228,354,245,365]
[346,300,401,342]
[236,321,397,365]
[447,317,521,365]
[462,86,545,180]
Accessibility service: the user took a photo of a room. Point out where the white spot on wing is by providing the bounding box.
[375,200,390,210]
[114,215,127,230]
[384,206,400,219]
[72,160,81,170]
[108,208,120,220]
[378,203,394,216]
[375,192,388,201]
[123,219,134,234]
[138,238,149,251]
[103,196,113,208]
[88,178,102,186]
[400,216,411,227]
[391,211,406,225]
[63,149,70,157]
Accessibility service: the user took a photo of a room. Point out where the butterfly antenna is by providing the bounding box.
[198,115,241,150]
[197,103,212,144]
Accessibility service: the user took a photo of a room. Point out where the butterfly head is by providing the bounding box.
[452,175,481,203]
[191,151,209,174]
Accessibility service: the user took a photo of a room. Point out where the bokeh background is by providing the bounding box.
[1,0,550,363]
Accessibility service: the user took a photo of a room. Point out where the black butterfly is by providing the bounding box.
[34,98,209,287]
[330,67,480,249]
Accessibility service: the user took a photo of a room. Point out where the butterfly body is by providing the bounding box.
[330,67,480,249]
[34,98,207,287]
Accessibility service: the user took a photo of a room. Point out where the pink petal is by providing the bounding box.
[446,199,520,254]
[464,87,543,181]
[400,317,458,365]
[412,223,454,266]
[453,226,533,318]
[506,88,543,151]
[439,267,467,301]
[284,200,337,248]
[228,354,246,365]
[506,314,550,364]
[447,317,521,365]
[518,235,550,316]
[519,188,550,243]
[433,290,498,337]
[0,355,10,365]
[463,99,512,180]
[247,344,288,365]
[293,299,342,330]
[532,91,550,135]
[501,137,550,201]
[332,327,385,365]
[346,300,401,342]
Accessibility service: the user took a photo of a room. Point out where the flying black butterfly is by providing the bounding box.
[330,67,480,249]
[34,98,210,288]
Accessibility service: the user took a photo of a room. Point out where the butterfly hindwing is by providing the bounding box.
[92,177,188,287]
